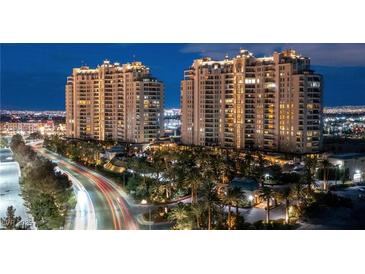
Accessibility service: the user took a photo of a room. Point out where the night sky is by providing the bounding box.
[1,43,365,110]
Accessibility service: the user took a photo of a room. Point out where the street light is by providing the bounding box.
[248,195,254,206]
[354,169,362,183]
[335,164,341,186]
[264,174,271,185]
[140,199,151,230]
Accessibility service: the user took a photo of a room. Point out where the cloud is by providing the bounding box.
[180,43,365,67]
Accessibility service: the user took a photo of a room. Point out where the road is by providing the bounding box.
[33,145,139,230]
[63,170,97,230]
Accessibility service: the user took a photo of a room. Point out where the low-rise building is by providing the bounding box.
[328,153,365,183]
[0,121,62,136]
[103,146,125,160]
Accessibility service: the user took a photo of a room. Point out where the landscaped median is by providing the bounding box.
[10,134,76,229]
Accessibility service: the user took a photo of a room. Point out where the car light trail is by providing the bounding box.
[62,170,97,230]
[33,145,139,230]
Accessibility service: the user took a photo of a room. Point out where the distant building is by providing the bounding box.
[328,153,365,183]
[147,138,178,151]
[164,108,180,117]
[66,60,164,143]
[181,49,323,154]
[102,146,125,160]
[324,106,365,115]
[163,108,181,137]
[0,121,61,136]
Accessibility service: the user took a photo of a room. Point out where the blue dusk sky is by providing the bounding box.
[1,43,365,110]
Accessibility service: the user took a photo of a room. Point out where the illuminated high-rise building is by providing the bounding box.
[66,60,163,143]
[181,49,323,153]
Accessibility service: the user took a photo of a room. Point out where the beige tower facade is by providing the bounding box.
[66,60,164,143]
[181,49,323,154]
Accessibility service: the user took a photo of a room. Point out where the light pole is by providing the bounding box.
[264,174,270,185]
[248,195,254,207]
[335,164,340,186]
[149,207,151,230]
[141,199,151,230]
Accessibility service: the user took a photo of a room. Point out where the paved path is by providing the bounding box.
[0,148,34,229]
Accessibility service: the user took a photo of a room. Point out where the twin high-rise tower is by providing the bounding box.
[66,60,164,143]
[66,49,323,153]
[181,49,323,154]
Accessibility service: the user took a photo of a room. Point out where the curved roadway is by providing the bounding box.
[34,146,139,230]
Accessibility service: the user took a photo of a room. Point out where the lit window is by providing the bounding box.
[245,78,256,84]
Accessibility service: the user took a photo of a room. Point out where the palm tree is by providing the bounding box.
[222,189,234,230]
[150,150,168,182]
[190,201,205,229]
[222,187,243,229]
[0,206,22,230]
[321,159,331,191]
[149,181,167,203]
[253,152,267,187]
[303,156,318,194]
[132,157,152,188]
[183,165,203,204]
[168,203,188,222]
[290,182,304,207]
[233,188,245,220]
[201,180,219,230]
[172,149,199,202]
[221,155,236,185]
[279,186,291,224]
[259,186,274,224]
[134,176,150,199]
[168,203,192,230]
[243,152,254,176]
